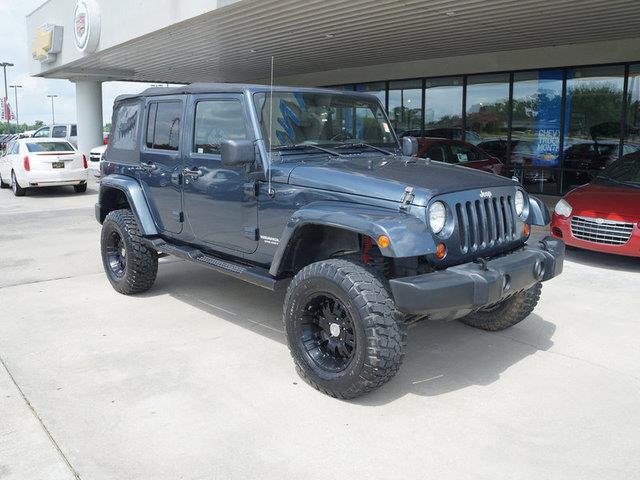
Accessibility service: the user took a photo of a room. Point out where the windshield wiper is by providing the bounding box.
[272,144,343,157]
[334,142,395,156]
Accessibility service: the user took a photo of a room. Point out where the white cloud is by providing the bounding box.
[0,0,171,127]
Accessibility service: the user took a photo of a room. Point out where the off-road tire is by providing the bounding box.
[101,209,158,294]
[0,173,9,188]
[11,171,26,196]
[459,282,542,331]
[74,183,87,193]
[284,258,406,399]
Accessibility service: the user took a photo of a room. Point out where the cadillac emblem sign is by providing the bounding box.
[32,24,63,64]
[73,0,101,53]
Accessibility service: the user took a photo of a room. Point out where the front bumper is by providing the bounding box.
[389,237,564,318]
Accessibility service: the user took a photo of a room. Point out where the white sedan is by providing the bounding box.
[0,138,88,196]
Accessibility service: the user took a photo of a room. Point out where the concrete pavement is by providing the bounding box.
[1,181,639,479]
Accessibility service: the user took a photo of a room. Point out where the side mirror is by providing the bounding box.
[221,139,255,167]
[402,136,418,157]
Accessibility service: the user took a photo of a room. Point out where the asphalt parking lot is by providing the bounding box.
[1,181,639,480]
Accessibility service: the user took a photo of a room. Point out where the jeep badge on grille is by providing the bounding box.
[479,190,493,199]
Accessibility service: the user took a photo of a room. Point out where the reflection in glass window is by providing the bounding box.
[112,102,140,151]
[148,102,182,151]
[624,64,640,154]
[466,74,509,145]
[388,80,422,137]
[193,100,247,155]
[509,69,563,194]
[563,65,624,192]
[355,82,386,107]
[424,77,463,138]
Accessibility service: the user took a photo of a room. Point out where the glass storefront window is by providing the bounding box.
[355,82,386,108]
[466,73,510,146]
[424,76,463,140]
[624,64,640,153]
[510,69,563,194]
[388,80,422,137]
[563,65,625,192]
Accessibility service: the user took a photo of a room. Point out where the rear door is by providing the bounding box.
[138,97,185,234]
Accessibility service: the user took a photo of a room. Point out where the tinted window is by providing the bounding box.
[147,101,182,151]
[70,125,77,136]
[51,126,67,138]
[27,142,74,152]
[423,144,446,162]
[33,127,50,138]
[193,100,247,154]
[449,143,484,162]
[112,102,141,150]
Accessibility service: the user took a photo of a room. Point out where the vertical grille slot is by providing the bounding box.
[456,203,469,253]
[466,201,478,251]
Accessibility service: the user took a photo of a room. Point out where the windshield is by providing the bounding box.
[595,153,640,186]
[27,142,75,152]
[254,91,398,154]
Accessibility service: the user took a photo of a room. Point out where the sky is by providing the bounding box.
[0,0,162,127]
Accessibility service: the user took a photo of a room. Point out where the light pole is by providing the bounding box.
[47,94,58,124]
[9,85,22,129]
[0,61,14,131]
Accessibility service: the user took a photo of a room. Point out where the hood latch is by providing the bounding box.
[399,186,415,211]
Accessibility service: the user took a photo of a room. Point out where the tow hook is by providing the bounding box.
[474,257,489,271]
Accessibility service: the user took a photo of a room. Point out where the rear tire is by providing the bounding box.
[459,282,542,331]
[0,173,9,188]
[11,171,26,197]
[284,259,406,399]
[74,183,87,193]
[101,209,158,294]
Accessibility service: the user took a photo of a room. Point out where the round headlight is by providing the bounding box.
[554,198,572,218]
[515,190,525,217]
[429,201,447,234]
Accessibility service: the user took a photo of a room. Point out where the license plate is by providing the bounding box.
[52,162,65,169]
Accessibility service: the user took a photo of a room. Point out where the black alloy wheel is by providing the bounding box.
[105,230,127,279]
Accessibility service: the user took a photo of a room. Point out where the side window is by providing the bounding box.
[52,126,67,138]
[193,100,247,155]
[70,125,77,136]
[423,144,446,162]
[112,102,141,150]
[11,142,20,154]
[147,101,182,151]
[449,144,482,163]
[34,127,50,138]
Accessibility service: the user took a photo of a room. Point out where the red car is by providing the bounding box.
[416,138,505,176]
[551,153,640,257]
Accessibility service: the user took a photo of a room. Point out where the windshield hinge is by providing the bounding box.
[399,186,415,211]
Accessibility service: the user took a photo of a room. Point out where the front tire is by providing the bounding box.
[459,283,542,331]
[284,259,406,399]
[101,209,158,294]
[11,171,26,196]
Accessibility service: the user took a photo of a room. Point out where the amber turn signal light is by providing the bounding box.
[377,235,391,249]
[523,224,530,237]
[436,242,447,259]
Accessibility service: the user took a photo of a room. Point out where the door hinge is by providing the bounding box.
[244,181,259,197]
[171,211,184,222]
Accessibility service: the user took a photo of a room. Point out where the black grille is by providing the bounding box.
[455,195,517,253]
[570,216,633,245]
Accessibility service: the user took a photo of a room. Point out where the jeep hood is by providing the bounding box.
[285,155,517,206]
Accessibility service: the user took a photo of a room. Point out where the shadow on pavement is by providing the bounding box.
[142,259,557,404]
[563,246,640,273]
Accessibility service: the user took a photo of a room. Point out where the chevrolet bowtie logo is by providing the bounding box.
[32,24,63,64]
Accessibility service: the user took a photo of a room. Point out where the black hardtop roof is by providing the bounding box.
[115,83,376,103]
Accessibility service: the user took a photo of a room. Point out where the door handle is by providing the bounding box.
[138,161,157,172]
[183,167,202,178]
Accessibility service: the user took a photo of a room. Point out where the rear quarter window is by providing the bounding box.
[111,102,141,150]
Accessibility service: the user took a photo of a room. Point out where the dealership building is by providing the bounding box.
[27,0,640,195]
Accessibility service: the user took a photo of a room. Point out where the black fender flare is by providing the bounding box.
[96,174,158,236]
[269,202,436,276]
[529,195,551,226]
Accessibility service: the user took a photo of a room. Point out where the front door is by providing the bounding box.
[182,94,258,254]
[138,98,184,234]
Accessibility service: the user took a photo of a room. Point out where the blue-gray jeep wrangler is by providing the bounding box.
[96,83,564,399]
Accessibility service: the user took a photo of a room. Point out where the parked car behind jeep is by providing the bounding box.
[95,84,564,399]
